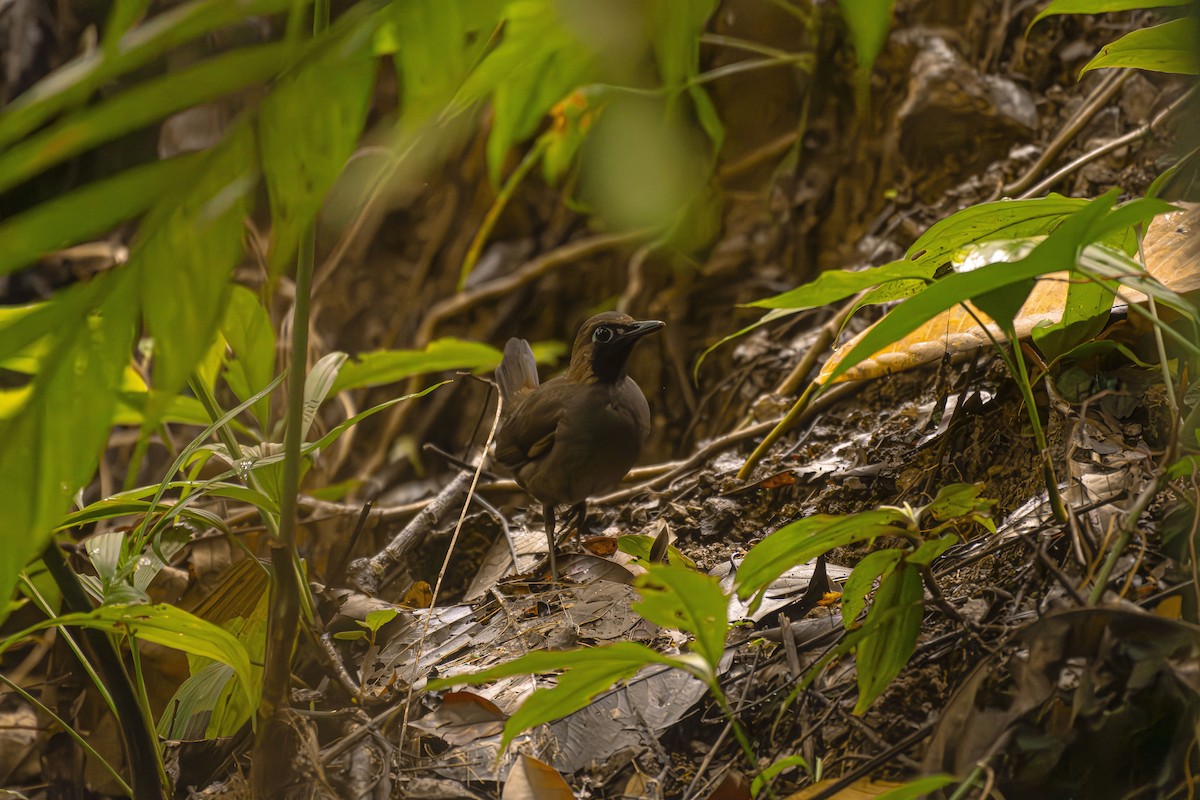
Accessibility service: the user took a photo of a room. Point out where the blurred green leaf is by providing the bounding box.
[332,339,503,392]
[854,562,923,714]
[1081,17,1200,75]
[221,287,276,430]
[837,0,897,74]
[0,153,205,278]
[0,273,137,626]
[0,43,293,194]
[0,0,296,148]
[634,564,728,675]
[259,10,380,275]
[1027,0,1191,34]
[390,0,503,122]
[458,1,595,185]
[137,123,256,406]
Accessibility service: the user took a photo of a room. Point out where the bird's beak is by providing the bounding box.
[618,320,665,343]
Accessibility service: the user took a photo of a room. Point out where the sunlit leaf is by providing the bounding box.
[331,339,503,392]
[634,564,728,675]
[1027,0,1190,34]
[1081,17,1200,75]
[736,510,911,606]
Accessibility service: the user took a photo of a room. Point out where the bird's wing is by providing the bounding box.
[494,382,565,472]
[495,337,539,412]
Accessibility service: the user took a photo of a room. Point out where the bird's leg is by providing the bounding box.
[566,501,588,545]
[544,502,559,580]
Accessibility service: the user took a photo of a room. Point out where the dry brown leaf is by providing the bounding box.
[501,754,574,800]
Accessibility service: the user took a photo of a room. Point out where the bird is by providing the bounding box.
[494,312,664,578]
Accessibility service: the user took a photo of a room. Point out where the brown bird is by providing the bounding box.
[495,312,664,578]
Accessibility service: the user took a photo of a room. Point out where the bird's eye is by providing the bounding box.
[593,326,614,344]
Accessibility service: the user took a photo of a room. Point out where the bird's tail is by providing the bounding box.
[496,337,539,413]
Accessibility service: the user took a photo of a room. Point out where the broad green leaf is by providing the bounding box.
[854,562,923,714]
[1027,0,1191,33]
[921,483,995,523]
[1030,275,1113,360]
[0,43,293,194]
[0,152,205,277]
[137,123,256,406]
[0,603,255,712]
[259,10,380,275]
[634,564,728,675]
[427,641,681,751]
[1081,17,1200,75]
[905,534,957,567]
[736,509,911,605]
[332,339,503,392]
[824,192,1172,383]
[389,0,503,123]
[0,0,296,147]
[841,549,902,626]
[0,273,137,626]
[750,261,933,311]
[750,195,1095,311]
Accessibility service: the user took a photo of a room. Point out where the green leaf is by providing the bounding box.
[875,774,958,800]
[457,1,595,185]
[749,195,1096,312]
[301,352,349,440]
[221,286,276,430]
[259,10,380,275]
[0,0,297,148]
[842,549,902,626]
[824,192,1162,384]
[0,273,137,626]
[853,562,923,714]
[1081,17,1200,75]
[0,153,206,277]
[1,603,255,713]
[921,483,995,523]
[389,0,503,123]
[331,338,503,392]
[0,43,293,194]
[137,123,256,405]
[427,641,680,751]
[633,564,728,675]
[735,509,911,605]
[905,534,957,567]
[837,0,897,73]
[749,261,933,311]
[1027,0,1191,34]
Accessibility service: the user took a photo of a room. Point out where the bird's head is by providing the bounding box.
[567,312,664,384]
